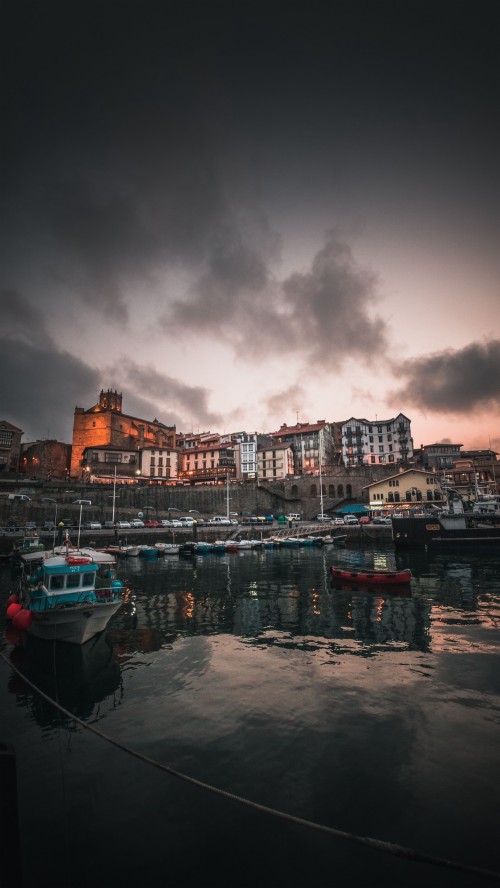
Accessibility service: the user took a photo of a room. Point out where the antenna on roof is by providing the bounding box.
[295,407,299,424]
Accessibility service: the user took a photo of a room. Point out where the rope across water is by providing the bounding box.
[1,647,499,883]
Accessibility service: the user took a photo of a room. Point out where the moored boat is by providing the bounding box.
[392,492,500,548]
[6,553,124,645]
[329,565,412,585]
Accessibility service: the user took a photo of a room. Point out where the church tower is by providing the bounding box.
[98,389,122,412]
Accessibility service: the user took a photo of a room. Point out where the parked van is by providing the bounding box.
[208,516,232,526]
[286,514,301,522]
[8,494,31,501]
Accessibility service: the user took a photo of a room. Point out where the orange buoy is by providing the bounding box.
[6,593,20,607]
[6,602,23,621]
[12,609,32,631]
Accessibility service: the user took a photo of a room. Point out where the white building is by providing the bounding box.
[342,413,413,467]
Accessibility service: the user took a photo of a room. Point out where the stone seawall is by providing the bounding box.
[0,466,395,527]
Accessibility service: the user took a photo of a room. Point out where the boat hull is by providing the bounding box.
[392,515,500,548]
[329,566,412,585]
[28,600,123,645]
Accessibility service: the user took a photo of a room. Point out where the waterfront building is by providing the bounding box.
[341,413,413,467]
[20,439,71,480]
[363,468,443,512]
[257,441,295,482]
[446,450,499,497]
[0,420,23,473]
[178,441,236,485]
[268,421,336,474]
[420,442,463,469]
[71,389,176,479]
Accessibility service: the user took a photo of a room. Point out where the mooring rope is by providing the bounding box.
[1,647,499,883]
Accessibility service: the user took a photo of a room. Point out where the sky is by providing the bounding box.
[1,0,499,452]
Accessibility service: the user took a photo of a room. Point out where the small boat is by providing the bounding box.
[155,542,180,555]
[6,554,124,645]
[11,533,45,562]
[332,535,347,547]
[138,545,159,558]
[329,566,412,585]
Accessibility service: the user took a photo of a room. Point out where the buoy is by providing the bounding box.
[12,609,32,631]
[6,593,20,607]
[6,603,23,621]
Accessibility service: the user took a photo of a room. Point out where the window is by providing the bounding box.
[66,573,80,589]
[49,575,65,590]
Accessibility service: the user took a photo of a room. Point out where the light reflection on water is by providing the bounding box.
[1,544,500,887]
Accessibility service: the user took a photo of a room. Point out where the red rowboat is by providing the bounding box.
[329,566,412,585]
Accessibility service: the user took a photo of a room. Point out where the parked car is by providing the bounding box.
[130,519,145,528]
[316,514,331,522]
[160,519,172,527]
[178,517,195,526]
[343,515,359,525]
[144,519,160,527]
[208,516,232,526]
[104,520,115,528]
[372,516,392,525]
[286,514,301,522]
[116,521,131,528]
[24,522,37,531]
[73,499,92,505]
[169,519,183,527]
[359,516,371,525]
[87,521,102,530]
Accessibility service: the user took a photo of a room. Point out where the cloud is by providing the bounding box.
[109,360,223,430]
[388,339,500,413]
[167,229,388,368]
[0,288,100,441]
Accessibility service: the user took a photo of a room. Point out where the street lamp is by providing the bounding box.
[42,497,58,550]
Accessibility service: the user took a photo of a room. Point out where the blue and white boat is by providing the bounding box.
[8,553,124,645]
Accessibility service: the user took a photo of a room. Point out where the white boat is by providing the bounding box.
[122,545,142,557]
[155,542,180,555]
[7,553,124,645]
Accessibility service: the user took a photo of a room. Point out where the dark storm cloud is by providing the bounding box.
[0,288,100,441]
[389,340,500,413]
[114,360,223,429]
[169,229,387,365]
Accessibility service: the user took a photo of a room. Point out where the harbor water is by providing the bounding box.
[1,540,500,887]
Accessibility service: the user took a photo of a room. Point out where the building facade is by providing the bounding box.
[178,442,236,485]
[268,421,336,474]
[420,442,463,470]
[0,421,23,472]
[363,468,443,511]
[20,439,71,480]
[342,413,413,467]
[71,389,176,479]
[257,441,295,482]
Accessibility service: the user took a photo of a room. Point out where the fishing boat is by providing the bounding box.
[11,532,45,563]
[6,553,124,645]
[329,565,412,585]
[392,490,500,548]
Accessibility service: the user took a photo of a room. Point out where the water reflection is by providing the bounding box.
[7,632,123,729]
[104,546,500,657]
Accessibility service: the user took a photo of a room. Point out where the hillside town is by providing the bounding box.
[1,389,498,517]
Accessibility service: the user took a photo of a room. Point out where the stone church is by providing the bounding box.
[70,389,176,479]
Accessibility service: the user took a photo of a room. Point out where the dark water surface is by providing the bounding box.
[1,542,500,887]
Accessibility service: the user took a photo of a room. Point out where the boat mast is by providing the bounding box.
[319,438,324,518]
[112,465,117,524]
[226,474,230,519]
